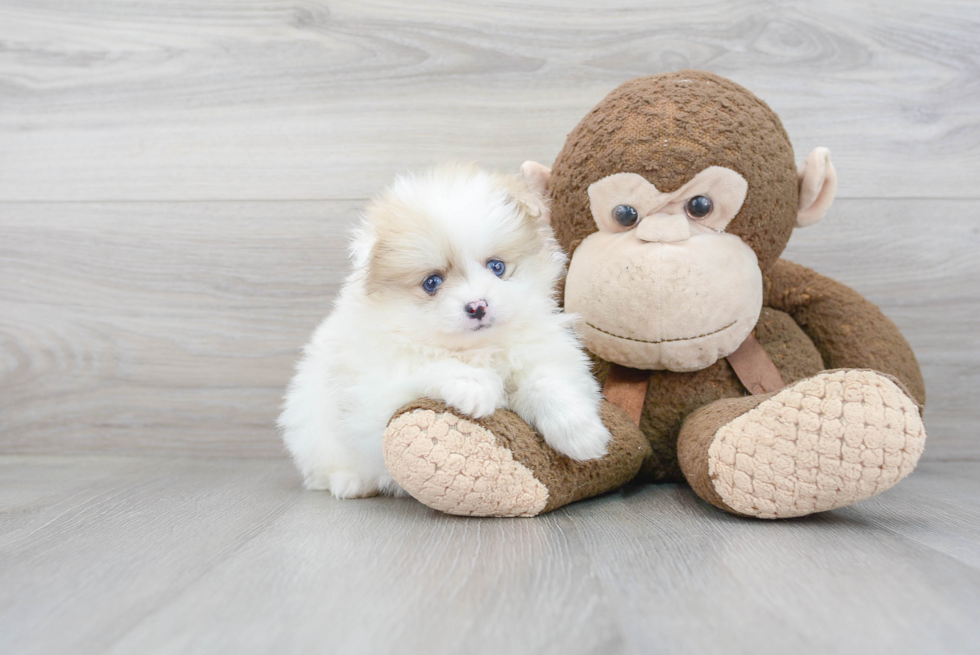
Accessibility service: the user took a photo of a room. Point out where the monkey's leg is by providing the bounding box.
[382,399,650,517]
[677,369,926,519]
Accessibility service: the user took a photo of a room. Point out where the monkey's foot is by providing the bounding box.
[382,398,649,517]
[679,369,927,519]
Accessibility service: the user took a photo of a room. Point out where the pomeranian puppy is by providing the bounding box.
[279,163,610,499]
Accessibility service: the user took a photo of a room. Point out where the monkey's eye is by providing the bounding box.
[613,204,639,227]
[685,195,713,219]
[422,274,443,295]
[486,259,506,277]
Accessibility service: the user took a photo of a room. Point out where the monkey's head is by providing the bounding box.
[522,70,837,372]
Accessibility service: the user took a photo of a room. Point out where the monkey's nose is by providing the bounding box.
[635,213,690,243]
[465,300,488,320]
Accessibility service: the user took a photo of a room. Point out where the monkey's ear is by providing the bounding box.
[796,147,837,228]
[520,161,553,225]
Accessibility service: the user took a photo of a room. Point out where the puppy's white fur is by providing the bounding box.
[279,164,610,498]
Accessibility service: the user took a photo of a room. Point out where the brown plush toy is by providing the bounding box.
[381,70,927,519]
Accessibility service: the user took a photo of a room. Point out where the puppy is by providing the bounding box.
[279,164,610,498]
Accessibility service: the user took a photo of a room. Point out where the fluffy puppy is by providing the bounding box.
[279,164,610,499]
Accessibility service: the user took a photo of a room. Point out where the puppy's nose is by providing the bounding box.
[465,300,488,320]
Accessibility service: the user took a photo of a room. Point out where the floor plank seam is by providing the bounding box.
[97,492,299,651]
[559,511,646,655]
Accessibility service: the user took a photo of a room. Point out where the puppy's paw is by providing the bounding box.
[439,370,504,419]
[306,470,380,499]
[537,406,611,461]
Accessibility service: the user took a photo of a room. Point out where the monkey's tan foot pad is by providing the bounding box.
[708,370,927,519]
[383,408,547,517]
[382,398,650,518]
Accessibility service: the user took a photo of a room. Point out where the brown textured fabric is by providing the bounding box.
[766,259,926,408]
[550,70,798,273]
[391,398,651,514]
[590,307,826,483]
[676,393,772,516]
[726,333,786,395]
[602,364,650,425]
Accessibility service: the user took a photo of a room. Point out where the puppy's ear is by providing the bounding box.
[348,219,376,271]
[521,161,552,197]
[516,161,553,224]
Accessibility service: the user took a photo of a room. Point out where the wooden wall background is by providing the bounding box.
[1,0,978,460]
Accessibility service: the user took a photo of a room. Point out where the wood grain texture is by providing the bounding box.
[1,199,976,459]
[0,456,977,655]
[1,3,976,653]
[0,0,978,201]
[0,201,352,455]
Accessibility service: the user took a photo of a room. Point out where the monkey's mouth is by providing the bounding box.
[583,320,737,344]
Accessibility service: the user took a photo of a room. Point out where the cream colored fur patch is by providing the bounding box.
[383,409,549,517]
[707,370,926,519]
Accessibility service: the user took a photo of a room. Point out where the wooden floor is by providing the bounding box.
[0,456,978,655]
[2,1,979,653]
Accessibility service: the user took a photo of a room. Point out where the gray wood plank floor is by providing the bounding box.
[1,1,979,653]
[1,456,978,655]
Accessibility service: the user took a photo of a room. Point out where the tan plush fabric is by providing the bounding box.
[586,166,747,234]
[701,370,926,518]
[383,398,650,517]
[796,147,838,227]
[676,392,770,513]
[565,229,763,371]
[383,404,549,517]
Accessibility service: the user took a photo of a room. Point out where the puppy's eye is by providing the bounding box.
[422,274,443,295]
[486,259,505,277]
[685,195,713,219]
[613,204,639,227]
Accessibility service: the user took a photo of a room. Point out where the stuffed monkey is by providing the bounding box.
[381,71,927,519]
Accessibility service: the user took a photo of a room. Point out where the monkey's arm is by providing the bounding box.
[765,258,926,408]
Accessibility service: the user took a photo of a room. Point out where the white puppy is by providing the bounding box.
[279,164,610,499]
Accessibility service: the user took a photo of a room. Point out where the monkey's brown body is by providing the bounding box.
[622,258,926,487]
[613,304,825,484]
[381,71,927,519]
